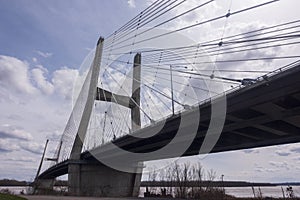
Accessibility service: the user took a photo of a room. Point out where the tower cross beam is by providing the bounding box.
[96,87,134,108]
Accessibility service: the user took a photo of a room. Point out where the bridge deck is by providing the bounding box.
[39,64,300,179]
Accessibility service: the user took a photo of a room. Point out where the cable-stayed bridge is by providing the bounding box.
[34,0,300,197]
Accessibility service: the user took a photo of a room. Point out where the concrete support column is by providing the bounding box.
[131,53,141,131]
[68,46,143,197]
[131,162,143,196]
[68,164,81,195]
[130,53,143,196]
[34,179,54,195]
[69,162,142,197]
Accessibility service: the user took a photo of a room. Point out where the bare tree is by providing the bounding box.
[206,168,216,192]
[190,163,204,198]
[145,162,225,199]
[147,167,158,194]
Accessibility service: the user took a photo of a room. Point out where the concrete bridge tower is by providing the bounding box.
[68,37,143,197]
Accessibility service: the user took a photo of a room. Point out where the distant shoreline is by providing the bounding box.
[141,181,300,188]
[0,179,30,187]
[1,179,300,187]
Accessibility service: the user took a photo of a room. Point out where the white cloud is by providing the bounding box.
[269,161,290,170]
[31,66,54,95]
[127,0,136,8]
[290,146,300,153]
[0,55,80,179]
[85,47,93,51]
[0,55,37,94]
[243,149,260,154]
[4,156,36,163]
[36,50,53,58]
[0,139,19,152]
[275,149,291,156]
[52,67,79,100]
[20,141,44,155]
[0,55,80,100]
[0,125,33,141]
[254,166,279,173]
[275,144,300,156]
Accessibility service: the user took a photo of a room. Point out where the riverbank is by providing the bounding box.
[2,186,300,198]
[0,193,27,200]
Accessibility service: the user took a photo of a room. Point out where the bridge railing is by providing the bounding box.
[256,60,300,82]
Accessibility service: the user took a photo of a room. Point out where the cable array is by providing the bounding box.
[47,0,299,164]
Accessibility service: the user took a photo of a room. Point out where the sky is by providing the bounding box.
[0,0,300,183]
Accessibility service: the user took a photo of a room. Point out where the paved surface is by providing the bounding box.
[20,195,139,200]
[20,196,175,200]
[21,195,176,200]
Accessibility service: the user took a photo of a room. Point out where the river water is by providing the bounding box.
[139,186,300,198]
[1,186,300,198]
[224,186,300,198]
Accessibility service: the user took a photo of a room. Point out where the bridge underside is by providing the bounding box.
[38,64,300,196]
[85,64,300,161]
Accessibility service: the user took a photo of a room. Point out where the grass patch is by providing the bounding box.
[0,193,27,200]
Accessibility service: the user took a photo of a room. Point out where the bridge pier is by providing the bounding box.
[68,161,142,197]
[34,178,55,195]
[67,40,143,197]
